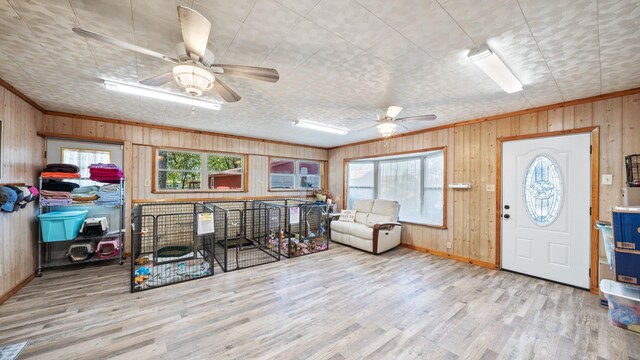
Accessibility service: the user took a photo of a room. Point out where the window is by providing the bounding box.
[155,148,245,192]
[62,147,111,178]
[346,148,446,227]
[270,158,322,190]
[523,154,562,226]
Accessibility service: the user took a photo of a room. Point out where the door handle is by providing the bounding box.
[504,205,510,210]
[503,214,510,219]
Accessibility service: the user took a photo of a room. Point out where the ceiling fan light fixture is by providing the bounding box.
[376,122,398,138]
[468,44,522,93]
[172,64,214,96]
[293,120,348,135]
[103,79,221,110]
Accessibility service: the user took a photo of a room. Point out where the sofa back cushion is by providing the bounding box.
[355,212,369,225]
[353,199,374,213]
[371,200,401,222]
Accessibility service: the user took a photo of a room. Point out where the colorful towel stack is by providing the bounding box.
[89,164,123,184]
[95,184,122,206]
[40,190,73,206]
[41,163,81,179]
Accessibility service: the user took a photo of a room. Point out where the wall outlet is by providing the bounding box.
[144,179,151,187]
[446,241,452,249]
[602,174,613,185]
[486,184,496,192]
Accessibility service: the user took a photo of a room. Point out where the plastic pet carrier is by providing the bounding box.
[203,200,281,272]
[68,241,95,262]
[96,236,121,259]
[131,202,215,292]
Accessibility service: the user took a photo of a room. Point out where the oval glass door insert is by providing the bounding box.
[523,155,563,226]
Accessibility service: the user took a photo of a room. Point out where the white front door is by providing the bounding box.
[501,133,591,288]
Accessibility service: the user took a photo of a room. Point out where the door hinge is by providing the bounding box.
[590,145,592,154]
[589,268,592,278]
[44,150,47,159]
[589,207,592,216]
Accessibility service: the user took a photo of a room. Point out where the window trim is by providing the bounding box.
[268,156,325,192]
[343,146,447,229]
[152,146,248,193]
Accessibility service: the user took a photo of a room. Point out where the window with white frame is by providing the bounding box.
[346,149,445,226]
[62,147,111,179]
[270,158,322,190]
[155,148,245,191]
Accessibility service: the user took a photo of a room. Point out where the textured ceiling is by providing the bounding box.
[0,0,638,147]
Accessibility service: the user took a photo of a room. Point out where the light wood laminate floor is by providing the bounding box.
[1,243,639,359]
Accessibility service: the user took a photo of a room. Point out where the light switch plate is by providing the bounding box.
[446,241,452,249]
[602,174,613,185]
[486,184,495,192]
[144,179,151,187]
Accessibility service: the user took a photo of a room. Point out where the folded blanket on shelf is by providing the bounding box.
[41,180,79,192]
[72,194,99,202]
[89,164,123,183]
[40,190,72,199]
[71,185,100,195]
[43,163,80,173]
[41,172,81,179]
[100,184,120,193]
[40,198,73,206]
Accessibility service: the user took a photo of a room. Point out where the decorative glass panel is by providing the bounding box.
[523,155,563,226]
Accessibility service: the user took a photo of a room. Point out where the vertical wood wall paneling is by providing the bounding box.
[328,93,640,277]
[0,85,43,301]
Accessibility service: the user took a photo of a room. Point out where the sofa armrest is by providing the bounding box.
[372,222,402,254]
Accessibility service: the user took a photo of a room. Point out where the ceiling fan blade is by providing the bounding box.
[177,6,211,61]
[72,27,178,64]
[385,106,403,119]
[139,71,174,86]
[212,64,280,83]
[213,78,241,103]
[396,114,437,122]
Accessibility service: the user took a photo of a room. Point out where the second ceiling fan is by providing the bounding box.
[73,6,279,103]
[374,106,437,137]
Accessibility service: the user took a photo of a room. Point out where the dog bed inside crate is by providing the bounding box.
[157,246,192,258]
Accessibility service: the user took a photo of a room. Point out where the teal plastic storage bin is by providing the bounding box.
[38,210,88,242]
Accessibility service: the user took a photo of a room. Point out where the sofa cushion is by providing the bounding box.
[350,223,373,240]
[338,209,356,222]
[353,199,374,213]
[331,220,351,234]
[371,200,400,221]
[355,212,369,224]
[366,214,394,227]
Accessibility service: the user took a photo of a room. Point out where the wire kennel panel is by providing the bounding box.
[255,199,330,258]
[204,201,280,272]
[131,202,214,292]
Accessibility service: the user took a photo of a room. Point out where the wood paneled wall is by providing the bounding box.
[328,94,640,267]
[0,85,43,301]
[42,114,329,250]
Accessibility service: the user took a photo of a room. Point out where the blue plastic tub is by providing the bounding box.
[613,248,640,286]
[38,210,88,242]
[612,207,640,250]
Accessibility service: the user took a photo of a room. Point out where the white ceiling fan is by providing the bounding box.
[374,106,437,137]
[72,6,279,103]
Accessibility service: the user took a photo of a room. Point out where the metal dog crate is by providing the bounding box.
[131,202,215,292]
[203,200,281,272]
[255,199,330,258]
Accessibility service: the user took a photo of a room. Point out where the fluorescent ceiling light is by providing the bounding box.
[293,120,348,135]
[468,44,523,93]
[103,79,222,110]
